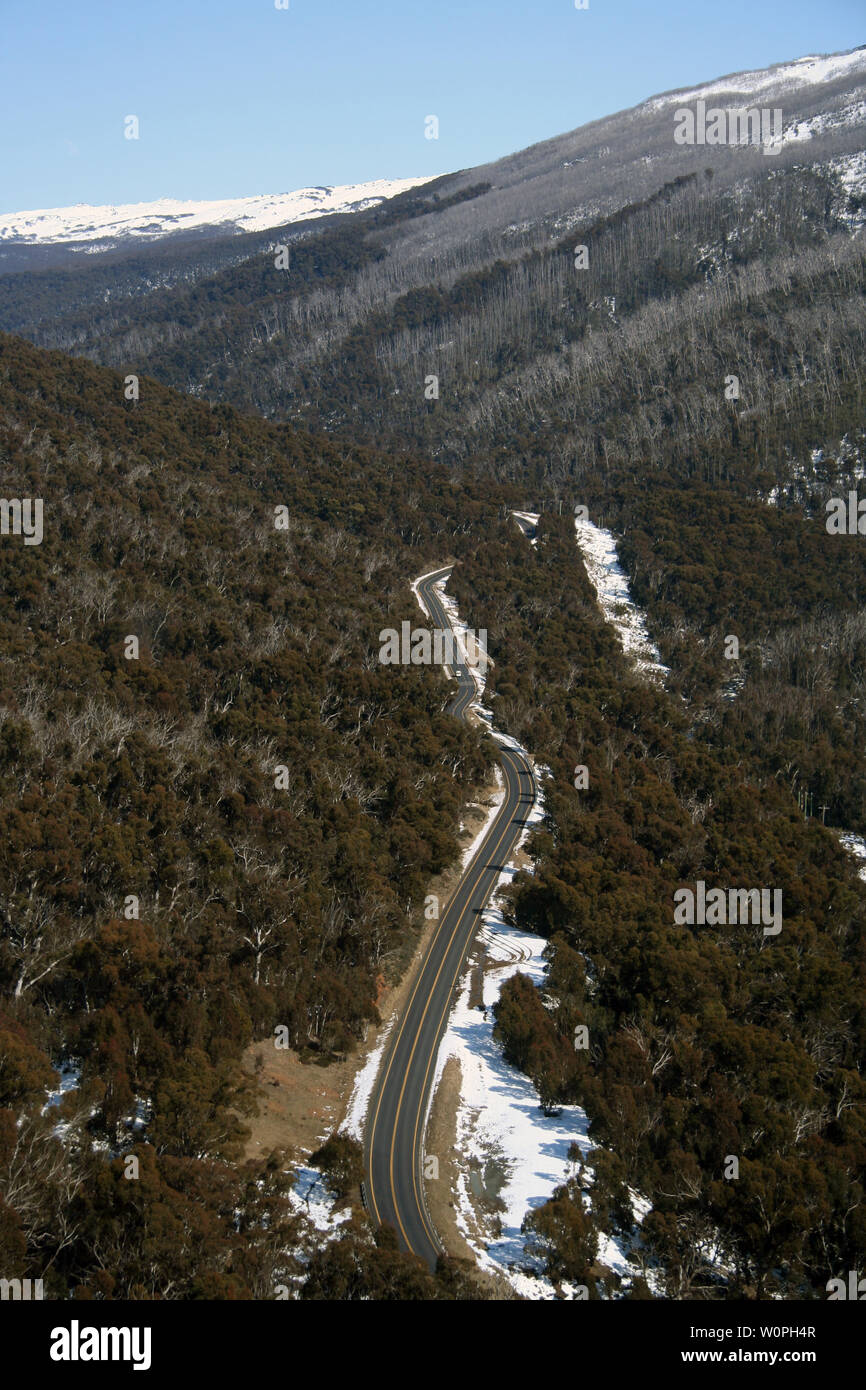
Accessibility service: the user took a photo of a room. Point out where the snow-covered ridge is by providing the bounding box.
[644,46,866,112]
[0,176,438,247]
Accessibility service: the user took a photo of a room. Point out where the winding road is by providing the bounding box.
[363,566,538,1268]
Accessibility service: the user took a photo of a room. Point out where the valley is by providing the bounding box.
[1,23,865,1325]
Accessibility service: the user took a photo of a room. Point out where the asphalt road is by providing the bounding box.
[363,567,538,1268]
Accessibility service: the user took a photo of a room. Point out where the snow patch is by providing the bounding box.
[44,1059,81,1109]
[839,832,866,882]
[770,97,866,152]
[437,946,632,1298]
[459,769,507,871]
[288,1165,353,1235]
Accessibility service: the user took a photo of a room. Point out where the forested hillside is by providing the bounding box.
[448,514,866,1298]
[35,131,863,857]
[0,332,509,1297]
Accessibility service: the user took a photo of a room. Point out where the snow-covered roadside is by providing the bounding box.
[341,1015,396,1142]
[412,568,493,709]
[428,798,633,1298]
[419,569,638,1298]
[573,516,668,680]
[340,566,509,1139]
[410,567,445,625]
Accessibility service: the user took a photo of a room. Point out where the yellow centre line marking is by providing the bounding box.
[366,780,516,1237]
[366,580,508,1243]
[408,747,535,1254]
[387,747,528,1253]
[364,574,468,1229]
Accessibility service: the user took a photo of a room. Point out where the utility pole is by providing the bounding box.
[820,804,829,825]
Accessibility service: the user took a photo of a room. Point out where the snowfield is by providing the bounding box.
[772,98,866,151]
[0,177,438,247]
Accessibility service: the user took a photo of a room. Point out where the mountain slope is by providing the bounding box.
[2,45,863,407]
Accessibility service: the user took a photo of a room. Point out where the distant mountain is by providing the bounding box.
[6,45,861,462]
[1,43,864,475]
[0,176,437,270]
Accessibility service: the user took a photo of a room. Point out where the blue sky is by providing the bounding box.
[1,0,863,213]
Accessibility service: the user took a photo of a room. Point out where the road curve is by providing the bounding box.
[363,566,538,1268]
